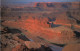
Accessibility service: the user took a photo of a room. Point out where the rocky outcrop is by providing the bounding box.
[1,26,52,51]
[25,41,41,49]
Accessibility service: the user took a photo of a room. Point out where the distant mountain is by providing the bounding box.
[2,2,80,8]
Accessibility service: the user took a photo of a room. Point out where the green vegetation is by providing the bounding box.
[27,30,31,33]
[20,33,25,36]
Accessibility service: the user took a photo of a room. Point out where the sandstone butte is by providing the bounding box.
[34,2,80,8]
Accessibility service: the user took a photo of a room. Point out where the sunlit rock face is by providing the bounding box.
[2,16,79,44]
[25,41,41,49]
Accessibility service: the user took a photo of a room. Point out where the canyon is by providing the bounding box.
[1,2,80,51]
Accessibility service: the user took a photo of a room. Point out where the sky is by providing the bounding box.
[2,0,80,4]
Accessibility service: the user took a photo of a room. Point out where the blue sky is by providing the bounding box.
[2,0,80,4]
